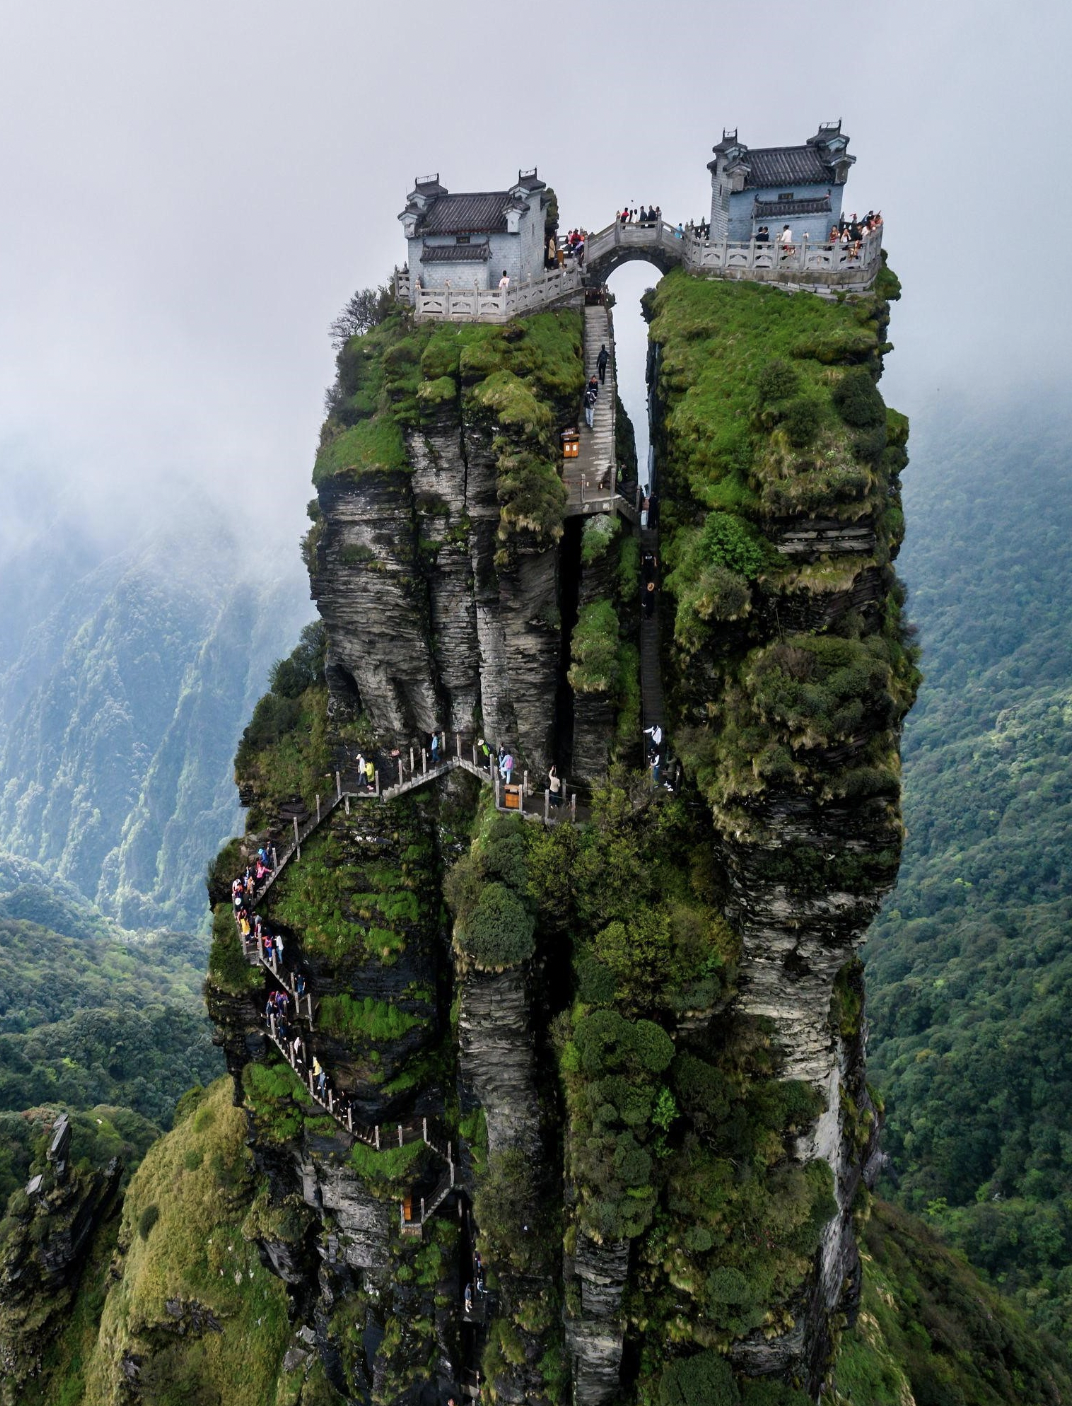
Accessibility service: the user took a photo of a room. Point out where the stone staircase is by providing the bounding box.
[565,305,618,516]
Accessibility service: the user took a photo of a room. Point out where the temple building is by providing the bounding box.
[398,170,552,291]
[707,122,856,244]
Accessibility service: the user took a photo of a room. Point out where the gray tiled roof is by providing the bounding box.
[753,196,832,218]
[420,192,513,235]
[744,146,832,190]
[420,242,491,263]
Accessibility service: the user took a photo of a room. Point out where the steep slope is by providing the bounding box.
[864,400,1072,1339]
[0,526,311,928]
[643,264,916,1387]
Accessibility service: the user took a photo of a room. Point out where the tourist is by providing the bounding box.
[478,738,491,767]
[500,752,514,784]
[641,549,658,585]
[548,765,562,807]
[356,752,366,787]
[295,972,306,998]
[651,749,661,786]
[644,579,656,618]
[583,383,597,429]
[644,722,663,756]
[274,933,284,965]
[597,343,609,384]
[464,1283,473,1316]
[498,269,510,291]
[779,225,794,254]
[430,731,440,764]
[313,1057,326,1098]
[547,233,557,268]
[641,487,650,529]
[364,757,375,789]
[755,225,770,244]
[674,222,684,239]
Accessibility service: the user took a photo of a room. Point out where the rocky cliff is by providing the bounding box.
[195,275,915,1404]
[20,268,920,1406]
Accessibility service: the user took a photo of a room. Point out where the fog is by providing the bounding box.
[0,0,1066,578]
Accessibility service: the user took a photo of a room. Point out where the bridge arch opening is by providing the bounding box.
[605,259,663,490]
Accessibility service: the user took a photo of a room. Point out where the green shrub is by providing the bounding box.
[783,396,822,447]
[581,513,620,565]
[458,882,535,969]
[740,1382,811,1405]
[618,533,640,602]
[832,366,885,428]
[756,359,800,405]
[138,1203,160,1241]
[268,622,326,698]
[317,994,423,1044]
[700,513,769,580]
[573,1011,674,1078]
[569,599,620,693]
[658,1350,739,1405]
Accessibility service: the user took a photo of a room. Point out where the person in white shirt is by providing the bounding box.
[498,269,510,290]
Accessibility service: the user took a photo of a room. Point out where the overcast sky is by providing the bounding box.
[0,0,1066,571]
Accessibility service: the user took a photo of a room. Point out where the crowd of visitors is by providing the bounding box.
[617,204,662,225]
[546,229,589,269]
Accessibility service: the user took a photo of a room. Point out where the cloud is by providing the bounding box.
[0,0,1066,561]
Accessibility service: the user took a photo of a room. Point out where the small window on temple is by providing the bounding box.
[778,192,794,201]
[456,234,470,244]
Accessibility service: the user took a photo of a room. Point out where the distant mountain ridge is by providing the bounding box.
[0,513,312,929]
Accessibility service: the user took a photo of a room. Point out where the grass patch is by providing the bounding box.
[317,994,424,1044]
[81,1078,291,1406]
[313,415,408,485]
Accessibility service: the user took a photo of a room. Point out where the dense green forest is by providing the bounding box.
[866,397,1072,1338]
[0,856,221,1203]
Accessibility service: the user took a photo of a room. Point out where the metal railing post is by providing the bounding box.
[316,794,320,823]
[571,793,577,822]
[398,1124,403,1148]
[456,732,462,758]
[422,748,427,775]
[375,770,380,795]
[544,789,550,823]
[336,770,341,800]
[494,773,500,809]
[398,758,403,786]
[410,746,415,774]
[375,1125,380,1151]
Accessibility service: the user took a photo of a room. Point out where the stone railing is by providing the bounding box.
[394,266,583,323]
[584,218,686,267]
[583,216,885,289]
[683,225,883,284]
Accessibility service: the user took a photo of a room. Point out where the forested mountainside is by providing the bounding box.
[0,522,311,929]
[865,400,1072,1339]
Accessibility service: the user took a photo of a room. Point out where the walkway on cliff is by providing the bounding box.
[639,520,666,757]
[564,303,618,516]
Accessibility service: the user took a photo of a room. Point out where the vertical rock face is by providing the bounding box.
[311,308,583,772]
[648,265,916,1387]
[198,272,914,1406]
